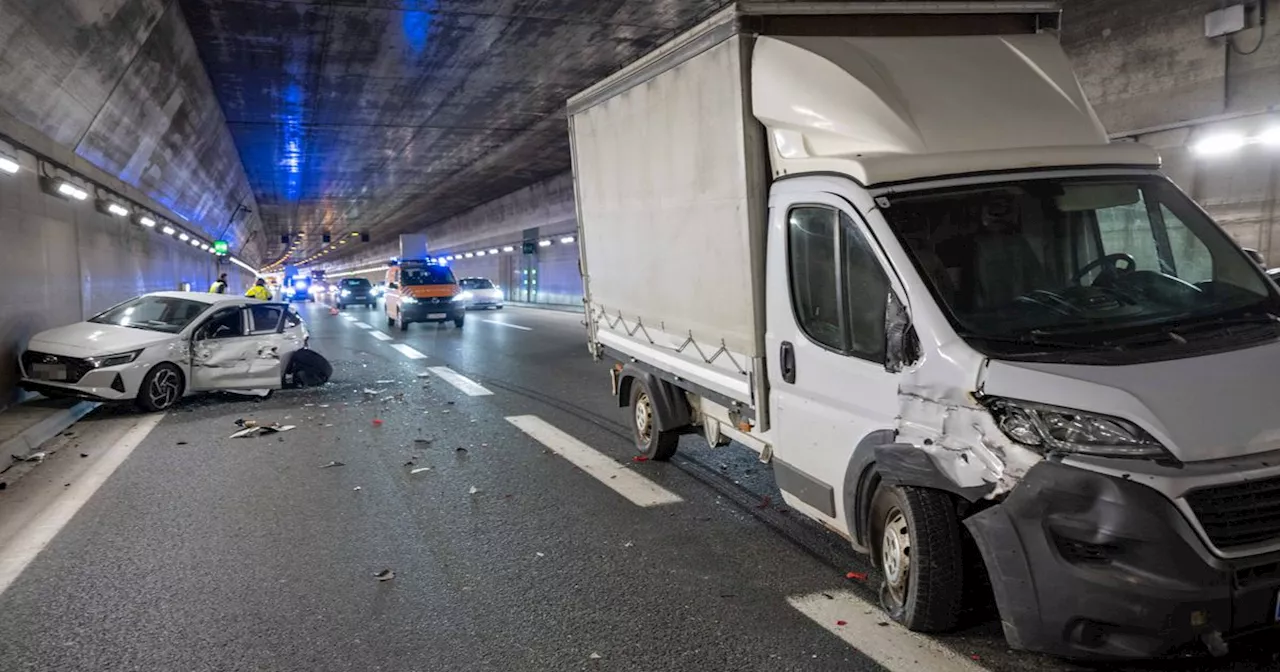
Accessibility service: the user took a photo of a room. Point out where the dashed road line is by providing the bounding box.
[481,319,532,331]
[429,367,492,396]
[390,344,428,360]
[354,321,373,330]
[787,591,990,672]
[506,415,683,508]
[369,331,393,342]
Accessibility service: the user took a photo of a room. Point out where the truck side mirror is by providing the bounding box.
[884,292,919,373]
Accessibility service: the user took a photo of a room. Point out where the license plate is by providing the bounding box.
[31,363,66,381]
[427,313,447,319]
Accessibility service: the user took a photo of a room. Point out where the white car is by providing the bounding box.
[457,277,505,310]
[20,292,315,411]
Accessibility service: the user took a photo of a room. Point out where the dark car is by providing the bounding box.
[337,278,376,309]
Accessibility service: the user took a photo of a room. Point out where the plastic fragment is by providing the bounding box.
[79,453,88,458]
[455,447,468,453]
[877,622,889,627]
[821,592,834,600]
[176,441,188,446]
[588,653,602,660]
[846,571,867,581]
[536,552,545,558]
[413,438,433,445]
[410,467,432,475]
[623,541,634,548]
[469,485,480,495]
[353,486,362,491]
[836,620,847,626]
[230,424,296,439]
[376,380,395,384]
[321,461,345,468]
[372,419,384,427]
[12,452,46,463]
[632,455,649,463]
[970,654,981,661]
[375,569,395,582]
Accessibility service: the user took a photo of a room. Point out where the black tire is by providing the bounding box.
[399,312,409,331]
[454,316,465,328]
[495,305,503,310]
[387,314,395,327]
[135,363,184,412]
[869,483,964,632]
[628,380,678,460]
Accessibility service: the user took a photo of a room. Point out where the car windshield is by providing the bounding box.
[401,265,454,286]
[89,296,210,333]
[341,279,371,288]
[460,278,494,290]
[883,175,1280,355]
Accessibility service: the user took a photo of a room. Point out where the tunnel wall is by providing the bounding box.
[1062,0,1280,262]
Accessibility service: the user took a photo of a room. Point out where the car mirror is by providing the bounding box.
[884,292,920,373]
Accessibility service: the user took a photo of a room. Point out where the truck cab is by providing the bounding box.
[571,2,1280,659]
[384,258,464,330]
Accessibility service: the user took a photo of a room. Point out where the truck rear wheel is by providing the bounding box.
[629,381,678,460]
[870,483,963,632]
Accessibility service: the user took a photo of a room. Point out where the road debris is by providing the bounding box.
[362,388,385,397]
[821,593,834,600]
[11,452,46,463]
[80,453,88,458]
[176,441,188,446]
[845,571,868,582]
[410,467,432,475]
[836,620,847,626]
[375,569,395,582]
[588,653,602,660]
[230,424,296,439]
[632,455,649,463]
[455,447,468,454]
[372,419,384,427]
[376,380,395,384]
[469,485,480,495]
[623,541,634,548]
[536,552,545,558]
[353,486,362,491]
[413,438,433,446]
[234,418,258,428]
[417,372,431,378]
[321,461,346,468]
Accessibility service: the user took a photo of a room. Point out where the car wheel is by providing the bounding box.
[870,483,964,632]
[399,312,409,331]
[386,313,395,326]
[454,316,465,328]
[495,305,503,310]
[629,380,678,460]
[136,363,183,412]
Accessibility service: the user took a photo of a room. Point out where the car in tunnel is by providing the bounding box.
[457,277,504,310]
[18,292,321,411]
[336,277,376,309]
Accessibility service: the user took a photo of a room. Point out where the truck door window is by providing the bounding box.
[840,212,889,363]
[787,207,844,350]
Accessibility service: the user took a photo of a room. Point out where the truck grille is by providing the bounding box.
[1186,476,1280,551]
[20,351,93,383]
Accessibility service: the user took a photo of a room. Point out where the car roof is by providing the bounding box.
[144,290,246,304]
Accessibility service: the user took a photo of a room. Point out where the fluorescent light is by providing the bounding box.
[488,248,499,254]
[502,245,514,252]
[56,181,88,200]
[179,232,190,241]
[190,238,201,247]
[1260,128,1280,146]
[106,202,130,217]
[476,251,486,257]
[538,239,552,247]
[1193,133,1245,156]
[0,154,18,175]
[465,252,474,258]
[200,243,210,251]
[560,235,575,244]
[139,216,156,228]
[162,225,175,235]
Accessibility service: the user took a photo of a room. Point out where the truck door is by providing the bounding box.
[190,304,287,390]
[765,192,903,530]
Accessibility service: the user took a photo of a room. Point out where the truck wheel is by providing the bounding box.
[136,363,184,412]
[870,483,963,632]
[399,312,409,331]
[386,313,394,326]
[629,381,678,460]
[454,316,465,328]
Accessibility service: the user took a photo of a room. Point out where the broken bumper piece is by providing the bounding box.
[965,461,1280,660]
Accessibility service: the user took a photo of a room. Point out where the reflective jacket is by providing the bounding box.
[245,285,270,300]
[209,281,227,294]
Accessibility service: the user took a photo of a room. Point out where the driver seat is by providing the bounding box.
[972,234,1045,308]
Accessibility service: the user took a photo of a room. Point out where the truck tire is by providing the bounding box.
[399,312,409,331]
[454,316,465,328]
[629,380,678,460]
[387,313,395,326]
[870,483,963,632]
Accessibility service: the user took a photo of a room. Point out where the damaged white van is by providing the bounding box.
[570,1,1280,659]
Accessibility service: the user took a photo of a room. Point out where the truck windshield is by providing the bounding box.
[401,265,454,286]
[883,175,1280,357]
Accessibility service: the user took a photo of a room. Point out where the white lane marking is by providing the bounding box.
[0,412,166,596]
[341,314,358,321]
[369,331,393,342]
[787,591,989,672]
[354,321,373,330]
[390,344,428,360]
[505,415,682,508]
[429,367,492,396]
[481,319,532,331]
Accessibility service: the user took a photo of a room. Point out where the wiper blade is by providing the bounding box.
[960,332,1118,351]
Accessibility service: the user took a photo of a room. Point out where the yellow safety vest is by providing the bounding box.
[209,281,227,294]
[245,285,270,300]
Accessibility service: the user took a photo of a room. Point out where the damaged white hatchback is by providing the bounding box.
[19,291,326,411]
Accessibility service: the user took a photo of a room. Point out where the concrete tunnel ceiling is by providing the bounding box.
[177,0,727,268]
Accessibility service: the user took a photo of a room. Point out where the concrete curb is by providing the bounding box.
[0,401,99,459]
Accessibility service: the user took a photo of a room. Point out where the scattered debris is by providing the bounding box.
[79,453,88,458]
[757,495,772,509]
[455,447,468,454]
[11,452,45,463]
[632,455,649,463]
[410,467,432,475]
[623,541,634,548]
[821,593,834,600]
[319,404,330,409]
[970,654,981,662]
[719,463,728,471]
[372,419,384,427]
[469,485,480,495]
[230,424,296,439]
[446,401,455,406]
[234,418,258,428]
[836,620,847,626]
[362,388,385,397]
[176,441,188,446]
[588,653,602,660]
[846,571,867,582]
[321,461,346,468]
[353,486,362,491]
[413,438,432,446]
[376,380,395,384]
[403,460,416,467]
[536,552,545,558]
[375,569,395,582]
[877,621,889,627]
[417,372,431,378]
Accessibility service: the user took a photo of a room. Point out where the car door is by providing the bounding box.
[189,304,287,390]
[765,191,904,530]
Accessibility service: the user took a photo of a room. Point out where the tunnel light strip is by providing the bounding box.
[0,154,18,175]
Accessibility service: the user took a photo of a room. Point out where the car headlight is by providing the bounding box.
[87,349,143,369]
[341,289,351,296]
[985,398,1172,460]
[455,291,474,301]
[401,296,418,304]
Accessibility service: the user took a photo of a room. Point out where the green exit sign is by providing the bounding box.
[213,240,229,255]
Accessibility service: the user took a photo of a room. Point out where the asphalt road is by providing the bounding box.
[1,303,1279,672]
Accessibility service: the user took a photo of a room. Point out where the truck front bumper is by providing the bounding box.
[401,302,462,323]
[965,461,1280,660]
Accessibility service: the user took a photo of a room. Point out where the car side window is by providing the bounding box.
[284,309,302,329]
[787,206,893,362]
[248,305,284,334]
[198,307,245,341]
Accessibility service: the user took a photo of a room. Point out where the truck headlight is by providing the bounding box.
[985,398,1172,460]
[87,349,143,369]
[401,296,418,304]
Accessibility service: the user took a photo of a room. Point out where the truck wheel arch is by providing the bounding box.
[615,365,691,432]
[843,429,894,554]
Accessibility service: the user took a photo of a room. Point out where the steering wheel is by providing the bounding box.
[1072,253,1136,285]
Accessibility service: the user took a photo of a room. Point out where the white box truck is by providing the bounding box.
[569,1,1280,659]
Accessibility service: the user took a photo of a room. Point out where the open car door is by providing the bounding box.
[189,304,289,391]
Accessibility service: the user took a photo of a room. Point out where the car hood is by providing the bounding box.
[978,339,1280,462]
[28,322,177,357]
